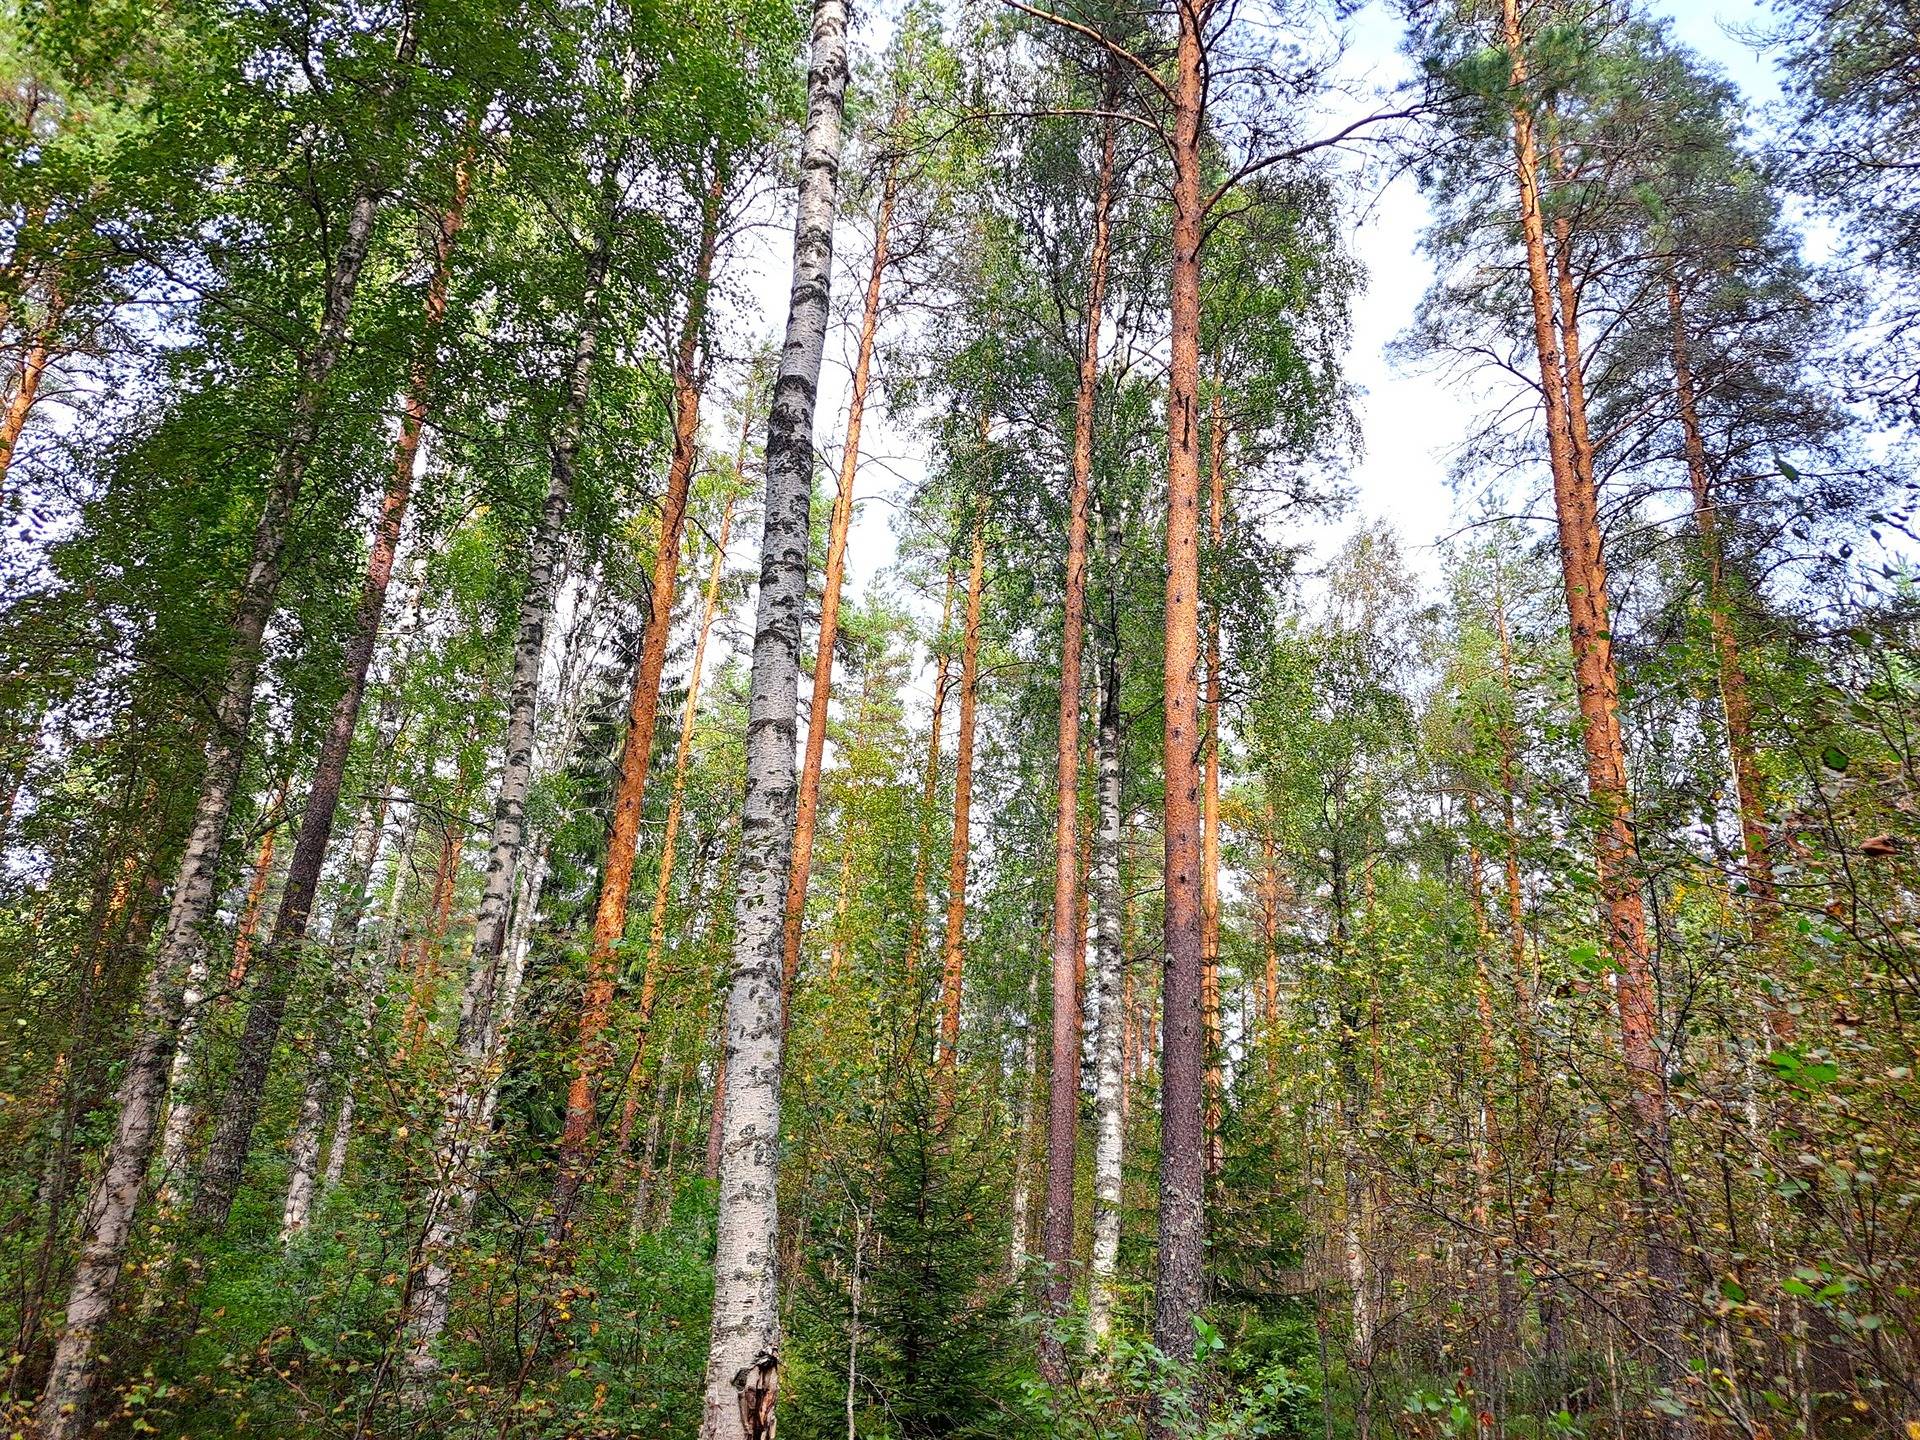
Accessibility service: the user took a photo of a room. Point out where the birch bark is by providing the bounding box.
[700,0,850,1428]
[1085,649,1126,1351]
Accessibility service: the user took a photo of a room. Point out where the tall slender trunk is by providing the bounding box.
[700,0,849,1428]
[1151,1,1211,1425]
[398,207,612,1391]
[325,791,425,1192]
[397,813,466,1057]
[284,545,433,1234]
[228,788,287,987]
[1201,383,1225,1179]
[0,269,63,501]
[552,173,727,1232]
[1038,108,1117,1375]
[1086,648,1126,1351]
[1502,3,1696,1426]
[611,489,738,1158]
[34,174,388,1438]
[1666,279,1782,1007]
[905,567,958,976]
[934,515,987,1097]
[190,152,475,1230]
[1463,801,1515,1410]
[1492,591,1537,1093]
[781,164,897,1015]
[1009,969,1042,1277]
[1258,816,1283,1050]
[154,773,289,1207]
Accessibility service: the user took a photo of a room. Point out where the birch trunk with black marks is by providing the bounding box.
[397,220,611,1394]
[1039,105,1116,1378]
[700,0,849,1427]
[1086,649,1126,1351]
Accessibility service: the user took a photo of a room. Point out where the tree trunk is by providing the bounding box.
[154,773,290,1207]
[905,566,958,978]
[934,514,987,1099]
[781,164,896,1016]
[699,0,849,1427]
[397,813,467,1058]
[1150,0,1210,1426]
[0,269,63,501]
[1086,648,1126,1352]
[284,547,434,1233]
[324,792,426,1193]
[35,180,386,1440]
[1009,969,1041,1277]
[611,489,738,1159]
[1666,279,1783,1015]
[397,212,611,1393]
[552,172,726,1233]
[1038,107,1117,1375]
[227,786,287,987]
[1501,3,1696,1427]
[189,155,475,1231]
[1201,383,1226,1180]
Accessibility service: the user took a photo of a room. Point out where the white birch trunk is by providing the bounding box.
[1010,969,1040,1277]
[396,227,606,1389]
[699,3,850,1432]
[1086,655,1126,1350]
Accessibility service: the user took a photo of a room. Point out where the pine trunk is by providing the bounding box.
[1501,3,1696,1426]
[1150,1,1210,1426]
[934,515,987,1096]
[611,489,737,1158]
[1667,279,1782,1010]
[0,270,63,500]
[699,0,849,1426]
[35,182,385,1440]
[552,174,726,1232]
[904,566,958,976]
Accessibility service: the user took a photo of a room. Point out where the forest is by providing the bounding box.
[2,0,1918,1434]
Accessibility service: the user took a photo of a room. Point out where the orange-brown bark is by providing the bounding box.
[1505,1,1695,1420]
[612,490,737,1156]
[934,515,987,1095]
[0,274,62,499]
[905,566,959,978]
[552,173,725,1225]
[227,779,289,987]
[399,817,465,1058]
[1150,0,1211,1414]
[782,169,899,1011]
[1667,280,1785,1035]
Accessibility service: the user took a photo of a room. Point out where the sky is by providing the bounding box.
[719,0,1788,665]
